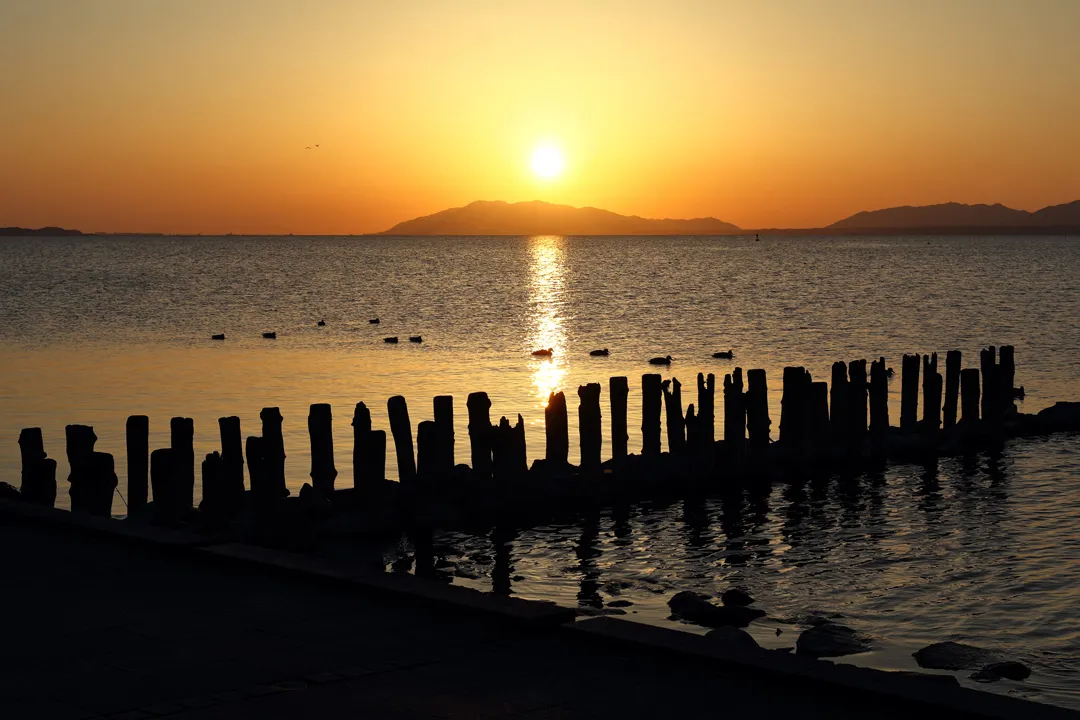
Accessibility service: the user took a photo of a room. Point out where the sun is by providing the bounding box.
[530,145,565,179]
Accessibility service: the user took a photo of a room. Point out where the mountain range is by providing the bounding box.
[827,200,1080,230]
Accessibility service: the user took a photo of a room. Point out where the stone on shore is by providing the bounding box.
[970,661,1031,682]
[721,588,755,607]
[912,641,1001,670]
[795,621,876,658]
[668,591,766,628]
[705,626,760,651]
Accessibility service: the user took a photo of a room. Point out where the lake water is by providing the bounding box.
[1,234,1079,707]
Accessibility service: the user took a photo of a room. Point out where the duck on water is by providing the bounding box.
[590,349,610,356]
[532,348,554,357]
[712,350,734,359]
[649,355,673,366]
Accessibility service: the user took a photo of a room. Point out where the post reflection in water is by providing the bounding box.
[526,236,567,407]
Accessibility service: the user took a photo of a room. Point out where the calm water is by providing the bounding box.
[1,235,1079,706]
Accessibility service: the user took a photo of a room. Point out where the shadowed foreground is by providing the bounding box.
[0,516,1046,720]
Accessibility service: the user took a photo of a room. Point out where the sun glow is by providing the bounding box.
[530,145,566,179]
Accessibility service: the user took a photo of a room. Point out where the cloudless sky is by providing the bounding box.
[1,0,1078,233]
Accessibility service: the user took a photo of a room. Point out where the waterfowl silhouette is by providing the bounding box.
[369,318,380,324]
[1013,386,1025,400]
[886,367,895,379]
[262,332,277,339]
[211,333,225,341]
[409,336,423,343]
[532,348,554,357]
[317,320,326,326]
[712,350,734,359]
[589,349,610,356]
[649,355,673,366]
[384,336,399,344]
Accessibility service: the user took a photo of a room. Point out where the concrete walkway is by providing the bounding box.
[0,515,1058,719]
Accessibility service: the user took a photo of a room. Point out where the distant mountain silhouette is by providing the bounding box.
[380,200,741,236]
[828,201,1080,230]
[1,226,83,237]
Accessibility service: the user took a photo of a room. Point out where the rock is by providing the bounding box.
[705,626,760,651]
[891,671,961,687]
[721,588,755,607]
[607,600,633,608]
[795,622,876,658]
[970,661,1031,682]
[667,591,766,628]
[0,482,20,500]
[913,641,1002,670]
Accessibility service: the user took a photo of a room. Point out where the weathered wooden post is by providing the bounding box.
[943,350,962,429]
[433,395,455,476]
[416,420,437,484]
[684,403,699,458]
[642,374,663,456]
[387,395,416,486]
[830,361,849,449]
[245,436,268,502]
[170,417,195,510]
[980,347,997,422]
[745,369,771,449]
[352,402,373,489]
[200,451,222,515]
[810,381,830,458]
[125,415,149,514]
[218,416,245,508]
[900,354,920,432]
[780,366,808,449]
[150,447,176,524]
[493,415,528,487]
[869,358,889,457]
[260,407,288,497]
[66,424,98,514]
[662,378,686,455]
[87,452,117,517]
[578,383,603,470]
[999,345,1016,417]
[18,428,57,507]
[545,391,569,466]
[847,360,868,453]
[723,369,745,466]
[610,376,629,461]
[922,353,942,433]
[961,368,980,425]
[307,403,337,494]
[467,392,493,482]
[698,372,715,448]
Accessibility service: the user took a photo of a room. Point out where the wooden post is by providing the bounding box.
[492,414,529,487]
[18,428,56,507]
[745,369,771,448]
[352,402,372,489]
[900,354,920,431]
[780,366,807,448]
[610,376,629,460]
[125,415,149,514]
[259,407,288,498]
[922,353,942,433]
[200,451,222,515]
[433,395,455,475]
[662,378,686,455]
[467,392,493,481]
[170,417,195,509]
[387,395,416,486]
[830,361,849,449]
[999,345,1015,417]
[684,403,699,458]
[641,374,663,456]
[416,420,437,483]
[578,383,602,470]
[723,369,745,465]
[86,452,117,518]
[545,391,569,466]
[961,368,980,425]
[150,447,175,524]
[810,381,830,457]
[943,350,961,429]
[698,372,715,448]
[307,403,337,494]
[980,346,997,422]
[847,360,868,452]
[218,416,245,508]
[65,424,98,514]
[368,430,386,484]
[869,357,889,457]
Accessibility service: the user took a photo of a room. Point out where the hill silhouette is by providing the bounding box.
[1,226,83,237]
[828,201,1080,230]
[380,200,741,236]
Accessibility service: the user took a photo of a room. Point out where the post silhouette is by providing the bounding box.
[467,392,493,482]
[387,395,416,485]
[434,395,455,476]
[723,369,745,466]
[126,415,149,514]
[961,368,980,425]
[65,424,99,514]
[830,361,849,449]
[308,403,337,494]
[780,366,809,449]
[610,376,629,460]
[150,447,176,524]
[218,416,245,508]
[662,378,686,455]
[922,353,942,433]
[810,381,830,458]
[847,360,868,452]
[260,407,288,498]
[18,427,56,507]
[416,420,437,484]
[900,354,920,431]
[641,374,663,456]
[943,350,962,429]
[170,417,195,510]
[545,391,569,466]
[999,345,1016,417]
[697,372,715,449]
[578,383,602,470]
[980,347,997,422]
[745,369,771,449]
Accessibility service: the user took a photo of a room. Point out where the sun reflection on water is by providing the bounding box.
[527,236,567,406]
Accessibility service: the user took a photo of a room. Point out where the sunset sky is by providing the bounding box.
[2,0,1078,234]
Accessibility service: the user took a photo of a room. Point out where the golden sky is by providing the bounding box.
[2,0,1078,233]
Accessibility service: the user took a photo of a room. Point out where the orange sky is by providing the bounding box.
[2,0,1079,233]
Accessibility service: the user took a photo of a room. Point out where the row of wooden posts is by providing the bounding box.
[14,346,1017,520]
